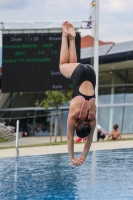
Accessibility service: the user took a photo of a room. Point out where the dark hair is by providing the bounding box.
[113,124,118,130]
[76,120,91,138]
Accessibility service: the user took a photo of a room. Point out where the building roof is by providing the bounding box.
[81,38,133,67]
[81,35,113,48]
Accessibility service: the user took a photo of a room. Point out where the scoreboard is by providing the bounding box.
[2,33,80,92]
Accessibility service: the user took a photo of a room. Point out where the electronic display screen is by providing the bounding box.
[2,33,80,92]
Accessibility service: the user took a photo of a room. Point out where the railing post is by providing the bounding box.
[60,112,63,142]
[16,120,19,159]
[54,113,58,142]
[50,115,53,143]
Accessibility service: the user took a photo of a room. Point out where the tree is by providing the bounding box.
[39,90,72,109]
[36,90,72,142]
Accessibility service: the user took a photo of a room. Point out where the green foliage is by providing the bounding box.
[38,90,72,109]
[0,137,8,143]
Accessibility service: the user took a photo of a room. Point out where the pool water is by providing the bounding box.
[0,148,133,200]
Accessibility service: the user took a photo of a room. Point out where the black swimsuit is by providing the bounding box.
[71,63,96,100]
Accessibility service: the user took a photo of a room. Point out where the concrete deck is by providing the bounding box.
[1,134,133,147]
[0,135,68,147]
[0,135,133,158]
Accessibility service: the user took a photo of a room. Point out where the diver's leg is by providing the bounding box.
[59,21,79,78]
[68,22,77,63]
[59,21,69,66]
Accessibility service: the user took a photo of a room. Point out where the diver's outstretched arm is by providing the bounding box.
[69,119,96,166]
[80,119,96,160]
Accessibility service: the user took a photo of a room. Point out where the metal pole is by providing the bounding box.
[16,120,19,159]
[93,0,99,142]
[60,112,63,142]
[50,114,53,143]
[54,113,58,142]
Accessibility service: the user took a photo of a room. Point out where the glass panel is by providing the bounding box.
[98,106,123,133]
[127,69,133,84]
[98,87,111,104]
[114,70,127,84]
[125,86,133,103]
[98,105,133,134]
[112,106,123,132]
[114,87,125,103]
[62,110,69,134]
[98,107,110,132]
[99,72,112,85]
[122,106,133,133]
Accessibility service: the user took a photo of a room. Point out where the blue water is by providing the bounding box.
[0,148,133,200]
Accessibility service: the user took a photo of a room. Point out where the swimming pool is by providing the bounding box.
[0,148,133,200]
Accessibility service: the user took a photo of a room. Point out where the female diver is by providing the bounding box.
[59,21,96,166]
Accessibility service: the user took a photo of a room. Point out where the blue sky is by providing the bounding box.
[0,0,133,46]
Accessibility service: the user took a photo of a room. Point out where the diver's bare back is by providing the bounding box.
[70,97,96,120]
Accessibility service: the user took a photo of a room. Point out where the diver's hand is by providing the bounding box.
[69,157,84,166]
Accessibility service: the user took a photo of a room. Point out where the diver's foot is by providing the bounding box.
[62,21,69,36]
[68,22,76,38]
